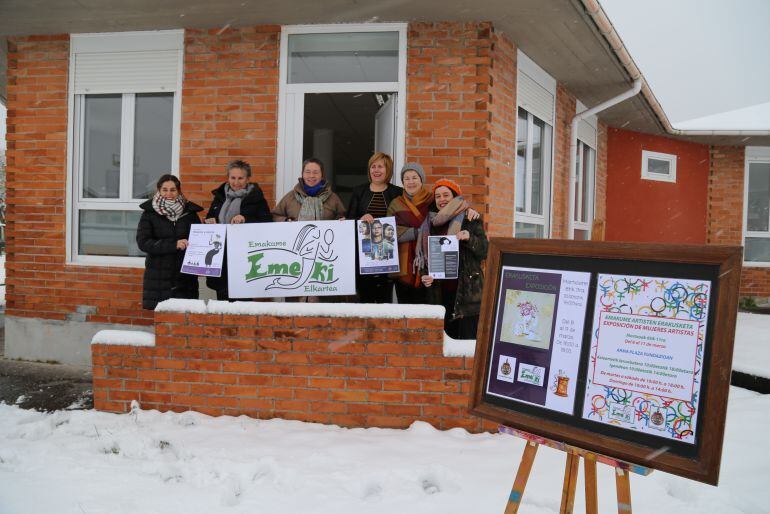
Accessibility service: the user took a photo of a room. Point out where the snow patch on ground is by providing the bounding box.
[0,387,767,514]
[732,312,770,378]
[91,330,155,347]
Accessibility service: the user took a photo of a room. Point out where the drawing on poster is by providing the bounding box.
[500,290,556,350]
[581,274,711,445]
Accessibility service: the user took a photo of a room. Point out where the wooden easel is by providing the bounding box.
[499,426,652,514]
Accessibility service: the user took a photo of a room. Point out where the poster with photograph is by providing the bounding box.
[428,235,459,279]
[357,216,400,274]
[226,220,356,298]
[180,224,227,277]
[581,274,711,445]
[486,266,591,414]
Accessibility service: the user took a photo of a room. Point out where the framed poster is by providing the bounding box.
[181,224,226,277]
[226,220,356,298]
[469,239,742,485]
[357,216,400,274]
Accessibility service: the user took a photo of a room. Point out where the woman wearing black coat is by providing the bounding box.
[204,160,272,300]
[346,152,403,303]
[137,174,203,310]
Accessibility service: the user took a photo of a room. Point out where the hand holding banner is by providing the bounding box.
[181,224,227,277]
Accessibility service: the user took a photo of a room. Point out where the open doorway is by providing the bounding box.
[302,92,396,206]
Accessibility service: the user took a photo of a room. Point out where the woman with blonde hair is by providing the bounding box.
[347,152,403,303]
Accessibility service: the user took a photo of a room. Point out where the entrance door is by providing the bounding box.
[289,92,397,207]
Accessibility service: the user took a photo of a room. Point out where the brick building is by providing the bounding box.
[0,0,768,365]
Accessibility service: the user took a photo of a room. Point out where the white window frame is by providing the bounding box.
[66,31,183,267]
[573,140,596,239]
[515,51,556,238]
[641,150,677,183]
[276,24,407,200]
[515,108,553,237]
[743,146,770,267]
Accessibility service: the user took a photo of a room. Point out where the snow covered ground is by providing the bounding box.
[733,312,770,378]
[0,387,767,514]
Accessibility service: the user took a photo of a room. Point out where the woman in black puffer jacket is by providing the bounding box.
[204,160,272,300]
[137,174,203,310]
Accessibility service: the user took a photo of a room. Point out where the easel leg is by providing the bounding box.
[583,455,598,514]
[504,442,539,514]
[615,468,632,514]
[559,452,580,514]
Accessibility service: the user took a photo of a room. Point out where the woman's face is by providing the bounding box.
[228,167,249,191]
[372,223,383,238]
[434,186,454,209]
[384,226,394,239]
[302,162,323,187]
[402,170,423,196]
[369,159,388,185]
[159,180,179,201]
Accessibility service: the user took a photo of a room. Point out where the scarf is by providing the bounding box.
[218,184,253,224]
[416,195,468,273]
[388,186,433,286]
[295,180,333,221]
[152,192,187,222]
[303,179,326,197]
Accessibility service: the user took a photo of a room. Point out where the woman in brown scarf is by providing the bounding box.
[387,164,480,304]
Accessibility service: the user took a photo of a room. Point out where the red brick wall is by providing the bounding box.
[707,146,770,297]
[405,22,493,208]
[93,311,496,432]
[5,36,150,325]
[180,26,281,210]
[552,84,577,239]
[486,31,516,237]
[605,127,709,244]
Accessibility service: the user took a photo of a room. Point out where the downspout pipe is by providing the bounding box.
[568,79,642,239]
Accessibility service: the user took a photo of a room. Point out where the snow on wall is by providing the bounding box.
[91,330,155,347]
[443,336,477,357]
[155,298,445,319]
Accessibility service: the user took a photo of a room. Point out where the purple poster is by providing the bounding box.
[486,266,591,415]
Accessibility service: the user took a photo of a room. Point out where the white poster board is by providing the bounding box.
[581,273,712,444]
[181,224,227,277]
[226,220,356,298]
[357,216,400,274]
[428,235,459,279]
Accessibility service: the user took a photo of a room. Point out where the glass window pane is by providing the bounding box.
[574,229,590,241]
[647,158,671,176]
[83,95,122,198]
[747,162,770,232]
[581,145,594,223]
[745,237,770,262]
[78,210,143,257]
[531,116,544,215]
[515,109,528,213]
[133,93,174,199]
[515,222,544,239]
[288,32,399,84]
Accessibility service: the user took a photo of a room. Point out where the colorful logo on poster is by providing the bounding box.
[497,356,516,383]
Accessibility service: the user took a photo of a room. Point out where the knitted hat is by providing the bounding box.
[433,178,462,197]
[400,162,426,184]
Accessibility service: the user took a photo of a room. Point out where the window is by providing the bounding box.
[68,31,182,264]
[642,150,677,183]
[515,107,553,238]
[744,148,770,264]
[573,141,596,240]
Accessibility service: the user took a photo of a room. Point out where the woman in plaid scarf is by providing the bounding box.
[137,174,203,309]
